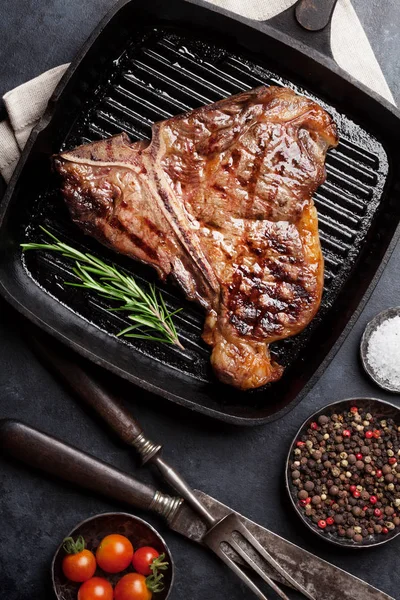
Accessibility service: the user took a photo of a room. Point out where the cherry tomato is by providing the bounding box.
[114,573,152,600]
[78,577,113,600]
[132,547,160,576]
[62,536,96,583]
[96,534,134,573]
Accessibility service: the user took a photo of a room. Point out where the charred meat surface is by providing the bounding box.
[54,86,338,389]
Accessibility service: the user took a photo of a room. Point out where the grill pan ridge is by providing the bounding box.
[1,0,400,425]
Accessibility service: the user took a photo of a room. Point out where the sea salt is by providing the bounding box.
[366,315,400,389]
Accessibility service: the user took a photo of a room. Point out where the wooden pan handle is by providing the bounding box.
[0,419,181,521]
[295,0,339,31]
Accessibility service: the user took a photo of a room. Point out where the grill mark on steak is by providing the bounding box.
[231,149,241,170]
[226,258,313,341]
[54,85,338,390]
[248,140,267,199]
[143,217,166,240]
[109,216,159,261]
[127,232,158,261]
[212,183,227,196]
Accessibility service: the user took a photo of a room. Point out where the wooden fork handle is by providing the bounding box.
[31,334,163,463]
[31,334,142,444]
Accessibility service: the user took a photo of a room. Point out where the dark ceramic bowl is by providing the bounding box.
[286,398,400,549]
[52,513,174,600]
[360,307,400,393]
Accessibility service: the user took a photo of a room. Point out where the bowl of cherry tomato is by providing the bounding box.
[52,512,174,600]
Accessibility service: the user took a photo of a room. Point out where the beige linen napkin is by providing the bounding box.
[0,0,395,183]
[0,64,69,183]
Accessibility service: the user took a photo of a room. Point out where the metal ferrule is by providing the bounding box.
[149,490,183,523]
[132,432,162,464]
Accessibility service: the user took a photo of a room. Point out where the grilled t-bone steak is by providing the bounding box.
[54,86,338,390]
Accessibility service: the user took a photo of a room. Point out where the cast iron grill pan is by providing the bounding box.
[22,27,388,382]
[1,0,399,424]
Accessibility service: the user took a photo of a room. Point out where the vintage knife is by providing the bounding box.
[0,419,393,600]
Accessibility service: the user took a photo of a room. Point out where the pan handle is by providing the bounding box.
[0,419,181,522]
[267,1,338,59]
[295,0,338,32]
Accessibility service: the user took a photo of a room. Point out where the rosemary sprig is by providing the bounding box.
[21,227,183,349]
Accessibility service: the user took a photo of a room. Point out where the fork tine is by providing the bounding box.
[234,518,316,600]
[229,537,290,600]
[212,543,270,600]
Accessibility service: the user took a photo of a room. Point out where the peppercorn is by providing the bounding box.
[318,415,329,426]
[289,405,400,543]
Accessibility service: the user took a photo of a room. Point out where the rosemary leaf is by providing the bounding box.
[21,227,183,348]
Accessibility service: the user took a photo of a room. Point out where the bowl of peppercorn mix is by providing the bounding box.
[286,398,400,547]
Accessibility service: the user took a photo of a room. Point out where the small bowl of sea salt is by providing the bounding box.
[361,307,400,393]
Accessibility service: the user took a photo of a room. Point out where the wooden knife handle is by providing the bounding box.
[295,0,338,31]
[0,419,181,521]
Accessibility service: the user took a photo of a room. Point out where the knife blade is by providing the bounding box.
[0,418,393,600]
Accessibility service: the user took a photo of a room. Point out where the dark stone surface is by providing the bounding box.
[0,2,400,600]
[353,0,400,105]
[0,0,399,107]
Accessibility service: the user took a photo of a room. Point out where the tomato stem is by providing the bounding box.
[146,572,165,593]
[150,553,168,573]
[145,553,169,593]
[63,535,86,555]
